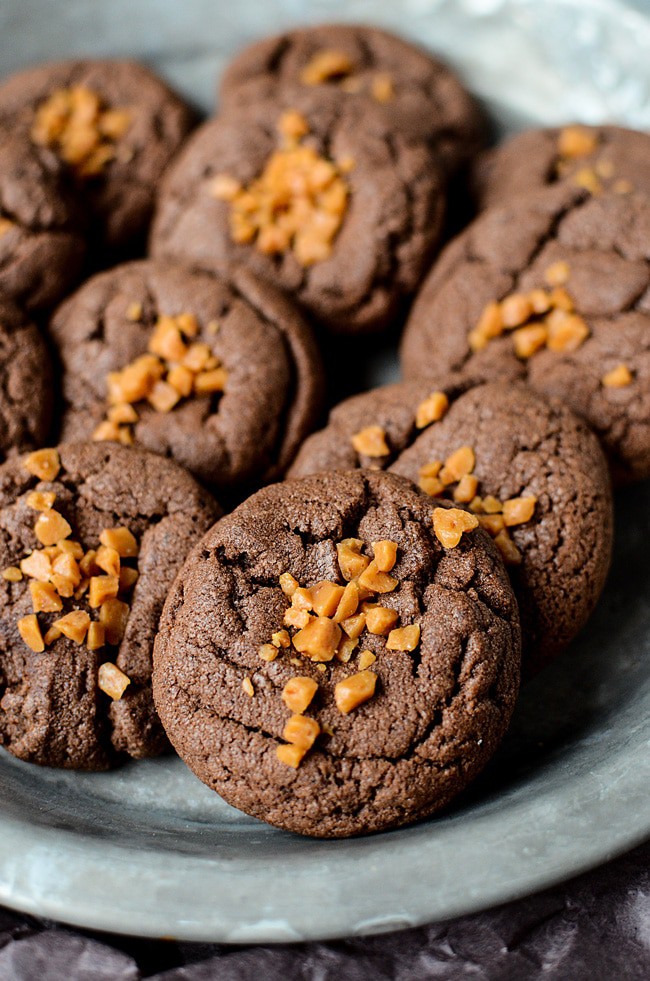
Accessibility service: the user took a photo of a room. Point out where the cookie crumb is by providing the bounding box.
[259,643,279,662]
[602,363,633,387]
[34,510,72,547]
[371,73,394,103]
[26,491,56,511]
[53,610,90,644]
[126,302,143,322]
[100,526,138,557]
[282,676,318,714]
[432,507,479,548]
[24,448,60,482]
[386,624,420,652]
[357,560,398,594]
[358,650,376,670]
[372,540,398,572]
[351,425,390,458]
[557,125,598,159]
[333,581,360,622]
[276,742,307,768]
[29,581,63,613]
[310,580,345,617]
[439,446,475,485]
[513,323,547,359]
[17,614,44,652]
[87,622,105,651]
[279,572,299,597]
[271,629,291,649]
[99,598,130,645]
[301,49,354,85]
[453,473,479,504]
[501,293,532,329]
[334,670,377,714]
[503,496,537,526]
[494,528,523,566]
[283,714,320,750]
[365,605,399,635]
[415,391,449,429]
[340,612,366,640]
[293,616,341,662]
[98,661,131,700]
[573,167,602,195]
[337,539,371,581]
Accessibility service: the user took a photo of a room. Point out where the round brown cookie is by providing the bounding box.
[0,131,85,310]
[0,60,195,253]
[50,259,323,493]
[0,299,53,458]
[290,380,613,674]
[474,124,650,211]
[150,87,445,335]
[401,182,650,483]
[153,469,521,838]
[219,24,486,174]
[0,442,220,770]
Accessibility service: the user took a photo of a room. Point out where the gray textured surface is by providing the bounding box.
[0,840,648,978]
[0,0,648,952]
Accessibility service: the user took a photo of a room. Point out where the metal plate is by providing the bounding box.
[0,0,649,944]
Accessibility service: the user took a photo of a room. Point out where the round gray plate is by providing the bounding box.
[1,0,649,944]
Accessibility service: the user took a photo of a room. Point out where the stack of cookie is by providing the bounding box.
[0,23,645,839]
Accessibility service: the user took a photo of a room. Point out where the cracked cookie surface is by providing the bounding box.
[219,23,485,174]
[474,125,650,210]
[50,259,323,493]
[290,381,613,674]
[0,59,194,253]
[401,183,650,482]
[0,132,85,310]
[153,469,520,837]
[0,299,53,458]
[0,442,220,769]
[150,87,445,334]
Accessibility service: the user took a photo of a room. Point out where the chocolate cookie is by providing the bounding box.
[0,60,195,253]
[290,380,613,674]
[0,442,220,770]
[50,259,323,493]
[401,182,650,483]
[153,469,521,838]
[150,88,445,334]
[0,131,85,310]
[0,299,53,458]
[220,24,485,173]
[474,124,650,210]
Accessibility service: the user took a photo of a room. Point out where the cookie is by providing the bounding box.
[153,469,521,838]
[50,259,323,493]
[150,88,445,334]
[401,182,650,483]
[0,442,220,769]
[0,131,85,310]
[0,299,53,458]
[220,24,485,174]
[0,60,195,254]
[474,124,650,210]
[290,380,613,674]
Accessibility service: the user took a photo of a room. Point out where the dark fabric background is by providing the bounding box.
[0,840,647,980]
